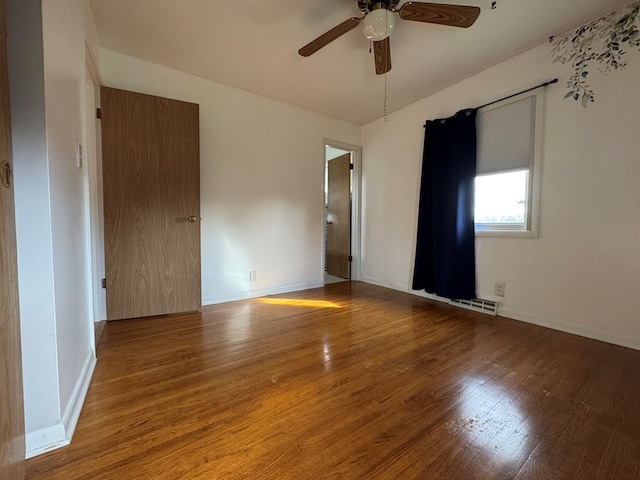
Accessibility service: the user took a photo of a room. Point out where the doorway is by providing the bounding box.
[324,141,361,285]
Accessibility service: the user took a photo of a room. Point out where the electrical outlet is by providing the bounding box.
[495,282,506,297]
[250,271,257,282]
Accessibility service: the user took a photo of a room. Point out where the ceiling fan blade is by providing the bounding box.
[398,2,480,28]
[298,17,362,57]
[373,37,391,75]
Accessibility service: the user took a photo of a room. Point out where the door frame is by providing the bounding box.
[323,139,362,282]
[1,0,26,473]
[84,49,106,329]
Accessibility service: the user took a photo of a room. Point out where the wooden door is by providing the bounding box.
[0,0,26,476]
[326,153,351,279]
[101,87,201,321]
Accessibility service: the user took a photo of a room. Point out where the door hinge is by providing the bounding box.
[96,108,102,119]
[348,255,353,262]
[101,278,106,289]
[350,163,354,170]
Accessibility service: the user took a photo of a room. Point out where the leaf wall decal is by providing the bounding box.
[551,1,640,107]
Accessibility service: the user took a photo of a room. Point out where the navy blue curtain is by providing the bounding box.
[412,109,477,300]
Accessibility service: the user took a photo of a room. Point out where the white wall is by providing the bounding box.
[41,0,96,437]
[361,41,640,350]
[8,0,99,457]
[97,49,362,305]
[8,0,60,437]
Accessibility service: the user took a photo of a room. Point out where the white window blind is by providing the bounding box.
[476,95,535,175]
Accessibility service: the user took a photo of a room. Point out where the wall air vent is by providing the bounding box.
[449,298,498,316]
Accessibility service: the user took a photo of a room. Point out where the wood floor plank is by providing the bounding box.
[25,282,640,479]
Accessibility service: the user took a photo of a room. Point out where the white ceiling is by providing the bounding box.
[89,0,631,125]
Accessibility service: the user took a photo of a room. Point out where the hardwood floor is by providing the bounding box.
[25,282,640,479]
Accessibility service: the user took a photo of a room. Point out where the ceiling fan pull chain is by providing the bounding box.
[384,71,389,122]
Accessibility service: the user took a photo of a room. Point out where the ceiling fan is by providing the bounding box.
[298,1,481,75]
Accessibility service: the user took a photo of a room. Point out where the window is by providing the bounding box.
[474,89,544,237]
[475,170,528,226]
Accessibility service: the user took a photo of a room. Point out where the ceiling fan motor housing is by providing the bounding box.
[358,0,400,14]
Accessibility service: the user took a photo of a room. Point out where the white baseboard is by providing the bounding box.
[61,351,97,441]
[26,351,97,459]
[499,307,640,351]
[359,276,446,303]
[359,276,640,351]
[25,423,69,459]
[202,281,324,306]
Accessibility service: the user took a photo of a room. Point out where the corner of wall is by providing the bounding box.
[25,349,96,458]
[25,424,68,459]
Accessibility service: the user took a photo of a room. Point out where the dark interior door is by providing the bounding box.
[101,87,201,321]
[326,153,351,279]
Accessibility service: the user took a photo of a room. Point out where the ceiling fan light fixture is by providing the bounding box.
[362,8,395,41]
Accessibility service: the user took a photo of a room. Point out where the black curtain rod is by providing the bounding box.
[476,78,558,110]
[424,78,558,127]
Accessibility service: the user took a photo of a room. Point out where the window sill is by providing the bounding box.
[475,229,538,238]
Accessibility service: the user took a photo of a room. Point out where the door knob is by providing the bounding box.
[188,216,198,223]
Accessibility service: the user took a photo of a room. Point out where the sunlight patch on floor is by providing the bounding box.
[260,298,341,308]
